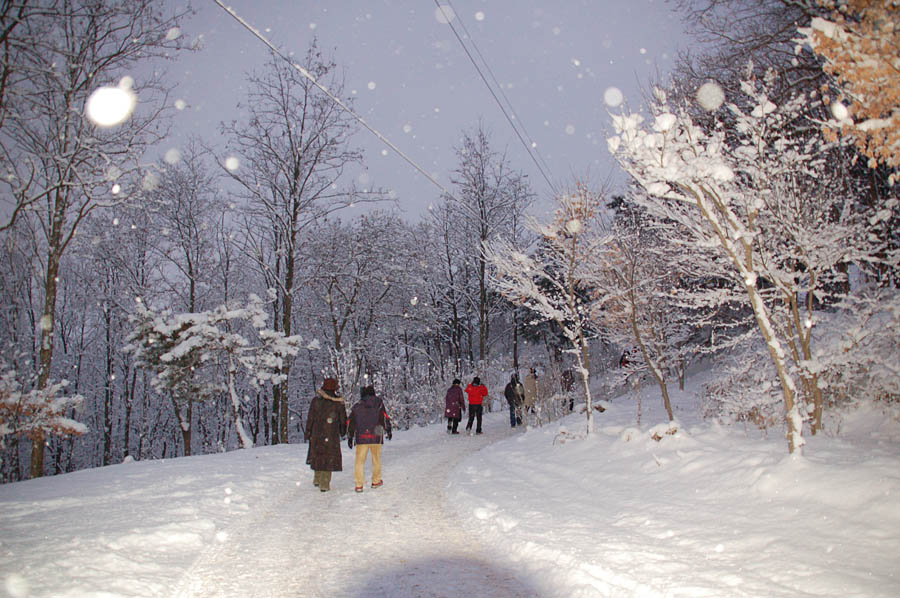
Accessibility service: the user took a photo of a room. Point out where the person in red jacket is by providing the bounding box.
[464,376,489,435]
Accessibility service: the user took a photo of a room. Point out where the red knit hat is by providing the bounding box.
[322,378,339,391]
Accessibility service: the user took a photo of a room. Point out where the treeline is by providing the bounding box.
[0,2,567,482]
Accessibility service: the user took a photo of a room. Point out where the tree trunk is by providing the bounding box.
[228,354,253,449]
[512,309,519,371]
[32,239,63,478]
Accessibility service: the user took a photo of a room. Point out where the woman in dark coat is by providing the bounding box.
[305,377,347,492]
[444,378,466,434]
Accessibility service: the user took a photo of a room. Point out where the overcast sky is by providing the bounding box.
[164,1,693,220]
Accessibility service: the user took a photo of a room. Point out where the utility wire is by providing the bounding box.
[212,0,461,205]
[435,0,558,196]
[444,0,557,189]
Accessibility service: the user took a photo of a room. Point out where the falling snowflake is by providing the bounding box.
[164,148,182,164]
[174,99,187,110]
[475,11,485,21]
[603,87,624,107]
[565,124,575,135]
[367,81,376,90]
[225,156,240,171]
[830,101,849,121]
[696,82,725,111]
[566,219,583,234]
[85,78,137,127]
[142,171,160,192]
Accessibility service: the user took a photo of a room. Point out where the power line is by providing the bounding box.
[444,0,558,189]
[212,0,461,205]
[435,0,558,196]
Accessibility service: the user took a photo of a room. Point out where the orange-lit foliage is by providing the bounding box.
[810,0,900,168]
[0,374,85,442]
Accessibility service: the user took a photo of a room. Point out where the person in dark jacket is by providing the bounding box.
[504,373,523,428]
[347,385,392,492]
[464,376,489,435]
[305,377,347,492]
[444,378,466,434]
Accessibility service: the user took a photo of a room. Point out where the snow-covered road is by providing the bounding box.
[175,411,540,598]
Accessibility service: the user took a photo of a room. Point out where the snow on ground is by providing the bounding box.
[2,369,899,597]
[451,372,900,597]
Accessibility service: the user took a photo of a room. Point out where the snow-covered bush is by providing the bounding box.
[608,74,887,453]
[126,295,303,452]
[0,365,86,450]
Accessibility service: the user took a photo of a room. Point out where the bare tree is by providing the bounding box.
[221,44,377,444]
[0,0,186,477]
[447,122,534,362]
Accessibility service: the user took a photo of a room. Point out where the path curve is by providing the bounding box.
[174,412,541,597]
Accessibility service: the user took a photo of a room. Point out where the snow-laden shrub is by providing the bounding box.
[815,289,900,406]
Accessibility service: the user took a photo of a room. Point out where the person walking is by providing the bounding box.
[444,378,466,434]
[464,376,489,435]
[305,377,347,492]
[524,367,538,415]
[504,373,523,428]
[347,385,392,493]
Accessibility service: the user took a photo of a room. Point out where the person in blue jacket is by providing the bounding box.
[347,385,392,493]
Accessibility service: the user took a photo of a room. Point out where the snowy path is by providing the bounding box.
[175,411,541,598]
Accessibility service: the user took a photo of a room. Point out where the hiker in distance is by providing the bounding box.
[465,376,489,435]
[305,377,347,492]
[347,384,392,493]
[444,378,466,434]
[504,373,523,428]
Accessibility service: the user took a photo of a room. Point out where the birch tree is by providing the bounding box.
[487,182,609,434]
[609,76,879,451]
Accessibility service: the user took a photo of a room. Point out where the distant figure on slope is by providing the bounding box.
[305,377,347,492]
[444,378,466,434]
[465,376,489,435]
[504,373,523,428]
[347,385,392,493]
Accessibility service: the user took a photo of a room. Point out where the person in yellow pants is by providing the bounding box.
[347,385,392,492]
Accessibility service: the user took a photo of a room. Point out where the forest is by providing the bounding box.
[0,0,897,482]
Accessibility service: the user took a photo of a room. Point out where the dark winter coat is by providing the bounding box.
[348,389,392,446]
[504,378,523,406]
[444,384,466,419]
[305,388,347,471]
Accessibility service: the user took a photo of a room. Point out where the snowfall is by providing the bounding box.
[2,367,899,598]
